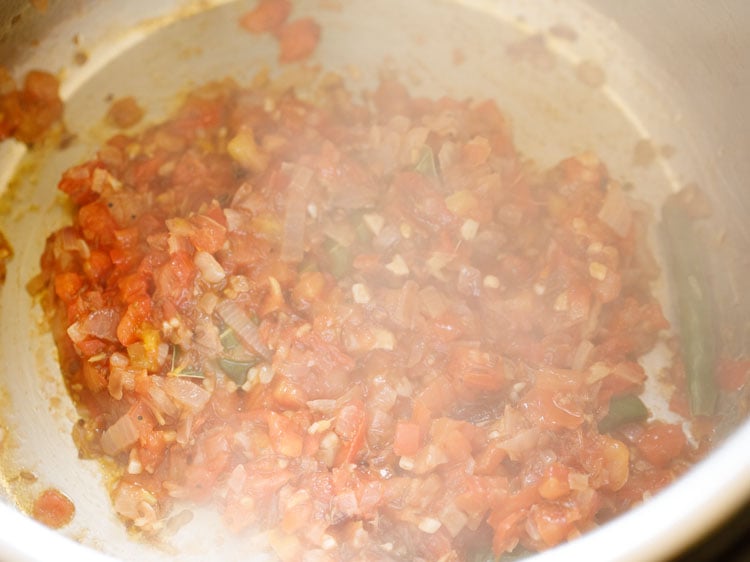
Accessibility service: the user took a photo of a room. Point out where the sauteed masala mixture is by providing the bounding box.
[28,1,747,560]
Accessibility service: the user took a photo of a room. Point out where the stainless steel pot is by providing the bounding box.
[0,1,748,560]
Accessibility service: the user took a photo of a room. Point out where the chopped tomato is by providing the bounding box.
[0,69,62,144]
[107,96,144,129]
[53,272,83,302]
[334,400,366,465]
[268,411,304,458]
[239,0,291,33]
[32,488,75,529]
[393,420,421,457]
[635,422,687,468]
[276,18,321,63]
[717,358,750,391]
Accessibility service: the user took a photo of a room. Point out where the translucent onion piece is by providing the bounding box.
[280,163,313,263]
[216,300,271,359]
[101,413,140,456]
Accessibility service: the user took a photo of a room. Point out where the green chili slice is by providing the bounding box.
[218,356,259,385]
[415,145,438,177]
[662,201,717,416]
[220,327,241,350]
[325,240,351,278]
[599,394,649,433]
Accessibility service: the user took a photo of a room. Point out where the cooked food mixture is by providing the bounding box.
[38,73,719,560]
[0,68,63,144]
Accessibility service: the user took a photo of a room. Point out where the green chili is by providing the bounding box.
[174,370,206,379]
[219,327,240,350]
[325,240,351,278]
[599,394,648,433]
[415,145,438,177]
[218,356,259,385]
[662,201,717,416]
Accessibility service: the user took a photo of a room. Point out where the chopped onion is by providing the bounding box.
[412,443,449,474]
[418,517,442,534]
[111,481,143,521]
[498,428,540,462]
[107,365,137,400]
[163,377,211,413]
[419,285,447,319]
[227,127,269,173]
[229,181,255,211]
[369,377,398,412]
[586,362,611,384]
[371,327,396,351]
[425,111,460,137]
[66,321,85,344]
[176,414,194,445]
[438,140,459,171]
[457,265,481,297]
[216,300,271,359]
[101,413,140,456]
[60,227,90,258]
[362,213,384,236]
[332,491,359,519]
[385,254,409,276]
[386,280,419,328]
[400,126,430,166]
[280,163,313,262]
[367,408,393,447]
[146,378,180,420]
[597,183,632,237]
[571,339,594,371]
[194,251,226,284]
[439,503,469,537]
[227,464,248,494]
[372,224,401,252]
[68,308,120,343]
[322,221,355,248]
[568,472,590,491]
[306,399,337,413]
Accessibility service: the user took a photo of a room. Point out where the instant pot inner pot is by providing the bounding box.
[0,1,746,561]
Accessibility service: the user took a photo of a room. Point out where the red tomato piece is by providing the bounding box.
[636,422,687,468]
[32,488,75,529]
[276,18,321,63]
[239,0,291,34]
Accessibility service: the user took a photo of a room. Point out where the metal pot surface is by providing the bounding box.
[0,1,748,560]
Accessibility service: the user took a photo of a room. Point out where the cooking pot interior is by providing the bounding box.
[0,1,748,561]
